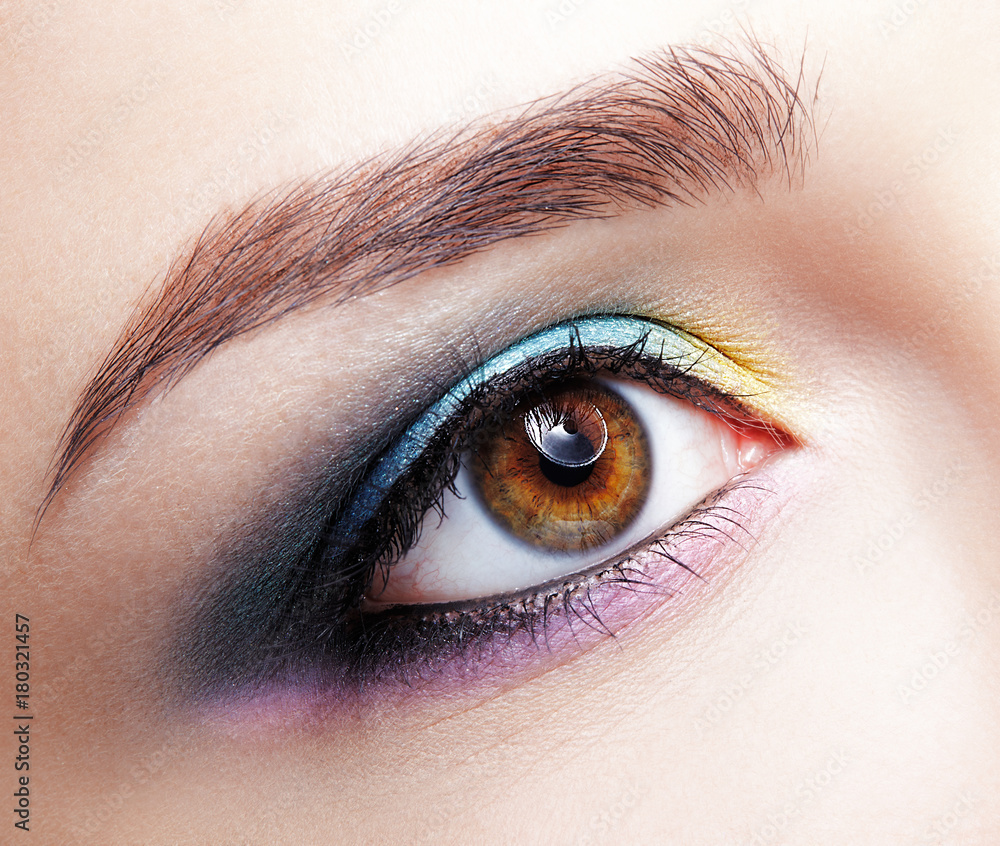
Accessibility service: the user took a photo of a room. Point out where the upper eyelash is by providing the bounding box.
[321,316,752,615]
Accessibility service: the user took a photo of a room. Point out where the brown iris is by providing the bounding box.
[468,381,650,551]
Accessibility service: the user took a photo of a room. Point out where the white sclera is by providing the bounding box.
[372,379,767,604]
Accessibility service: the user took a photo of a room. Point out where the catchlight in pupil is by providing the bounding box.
[525,396,608,487]
[469,381,650,552]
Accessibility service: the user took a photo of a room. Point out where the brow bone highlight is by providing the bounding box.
[39,41,812,524]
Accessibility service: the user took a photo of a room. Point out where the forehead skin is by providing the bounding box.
[2,1,1000,844]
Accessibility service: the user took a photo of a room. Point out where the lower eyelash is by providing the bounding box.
[339,476,770,690]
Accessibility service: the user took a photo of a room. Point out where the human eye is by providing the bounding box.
[365,317,778,606]
[240,313,790,694]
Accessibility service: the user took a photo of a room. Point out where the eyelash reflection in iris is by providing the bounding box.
[467,379,651,552]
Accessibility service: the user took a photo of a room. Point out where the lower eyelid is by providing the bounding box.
[184,460,789,727]
[341,471,783,700]
[183,441,791,716]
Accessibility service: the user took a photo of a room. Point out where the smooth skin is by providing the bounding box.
[2,1,999,843]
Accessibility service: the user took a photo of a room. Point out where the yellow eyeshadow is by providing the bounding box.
[645,314,806,440]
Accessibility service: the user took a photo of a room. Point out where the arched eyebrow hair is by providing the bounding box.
[39,39,814,523]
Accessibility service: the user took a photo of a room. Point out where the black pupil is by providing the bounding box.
[537,421,599,487]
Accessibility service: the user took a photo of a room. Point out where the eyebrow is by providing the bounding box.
[40,40,813,520]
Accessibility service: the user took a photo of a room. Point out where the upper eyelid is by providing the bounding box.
[39,39,813,527]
